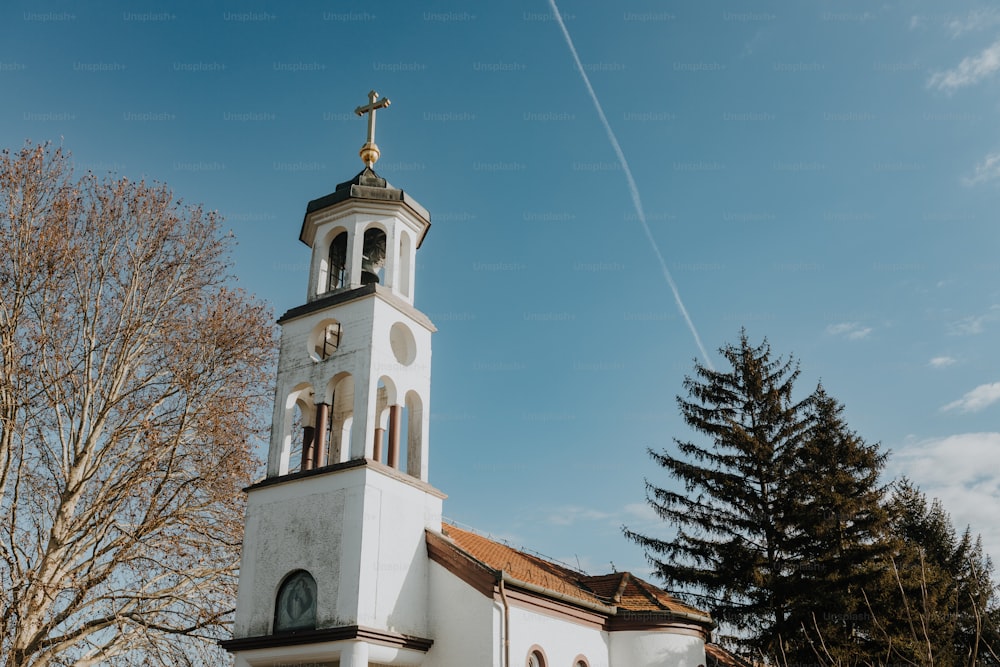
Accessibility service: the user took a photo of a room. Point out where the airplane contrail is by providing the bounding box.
[547,0,715,371]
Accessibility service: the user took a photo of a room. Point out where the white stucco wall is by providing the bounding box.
[233,464,442,641]
[609,629,706,667]
[507,601,610,667]
[424,570,706,667]
[424,561,499,666]
[356,466,442,637]
[234,474,351,638]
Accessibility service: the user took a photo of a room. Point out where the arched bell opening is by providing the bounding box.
[373,376,398,464]
[397,402,410,473]
[293,397,320,474]
[398,230,413,299]
[286,403,304,476]
[326,373,355,465]
[361,227,387,285]
[326,231,348,293]
[279,384,315,476]
[404,390,424,478]
[315,227,349,298]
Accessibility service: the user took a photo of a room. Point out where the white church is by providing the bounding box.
[221,92,732,667]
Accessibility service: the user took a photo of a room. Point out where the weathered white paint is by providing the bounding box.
[232,464,443,645]
[267,288,433,481]
[234,485,346,637]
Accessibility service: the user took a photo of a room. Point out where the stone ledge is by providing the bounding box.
[246,457,446,500]
[220,624,433,653]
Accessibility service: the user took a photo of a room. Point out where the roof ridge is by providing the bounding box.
[628,573,670,610]
[613,572,630,604]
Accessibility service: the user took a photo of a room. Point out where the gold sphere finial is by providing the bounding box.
[359,142,380,168]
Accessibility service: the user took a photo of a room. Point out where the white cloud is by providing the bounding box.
[891,433,1000,566]
[546,505,614,526]
[624,502,659,523]
[946,8,1000,37]
[949,315,986,335]
[544,502,661,529]
[947,305,1000,335]
[927,39,1000,92]
[908,15,926,31]
[826,322,872,340]
[929,355,957,368]
[943,382,1000,413]
[964,152,1000,186]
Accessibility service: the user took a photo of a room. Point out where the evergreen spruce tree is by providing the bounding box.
[781,386,891,666]
[626,331,1000,665]
[624,332,811,656]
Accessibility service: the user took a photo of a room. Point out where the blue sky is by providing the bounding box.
[2,0,999,580]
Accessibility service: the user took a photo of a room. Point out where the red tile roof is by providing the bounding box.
[705,643,756,667]
[435,523,711,621]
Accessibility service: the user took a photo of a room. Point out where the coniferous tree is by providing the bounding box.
[952,528,999,664]
[874,480,1000,666]
[781,386,891,666]
[624,332,811,655]
[627,332,1000,666]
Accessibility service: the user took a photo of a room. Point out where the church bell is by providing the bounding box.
[361,229,386,285]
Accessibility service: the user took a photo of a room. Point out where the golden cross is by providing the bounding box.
[354,90,390,167]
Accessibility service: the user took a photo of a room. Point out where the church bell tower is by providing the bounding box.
[223,91,442,667]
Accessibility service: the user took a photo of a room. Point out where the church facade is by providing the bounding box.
[221,93,716,667]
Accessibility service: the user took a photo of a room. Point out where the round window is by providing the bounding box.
[308,320,342,362]
[389,322,416,366]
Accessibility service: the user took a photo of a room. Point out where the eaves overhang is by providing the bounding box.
[299,167,430,248]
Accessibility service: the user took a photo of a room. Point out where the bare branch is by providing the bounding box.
[0,142,275,667]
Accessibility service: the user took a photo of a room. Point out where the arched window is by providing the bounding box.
[572,657,590,667]
[274,570,317,633]
[526,647,547,667]
[398,231,412,298]
[327,232,348,292]
[277,385,314,477]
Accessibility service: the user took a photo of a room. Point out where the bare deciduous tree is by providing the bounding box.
[0,142,275,666]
